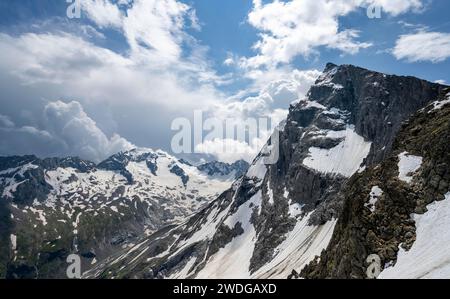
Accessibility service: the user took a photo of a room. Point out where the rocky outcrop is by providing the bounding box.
[301,88,450,279]
[280,64,444,224]
[169,164,189,187]
[97,150,159,183]
[197,160,250,179]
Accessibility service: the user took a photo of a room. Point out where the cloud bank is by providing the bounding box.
[241,0,424,69]
[0,100,133,162]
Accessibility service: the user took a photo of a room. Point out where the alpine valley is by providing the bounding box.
[1,64,449,279]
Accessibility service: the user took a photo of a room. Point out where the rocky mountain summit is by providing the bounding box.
[83,64,448,279]
[197,160,249,180]
[0,148,245,278]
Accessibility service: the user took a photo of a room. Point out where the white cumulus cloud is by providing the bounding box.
[195,69,320,162]
[81,0,124,29]
[0,100,133,163]
[243,0,424,69]
[43,101,134,162]
[393,31,450,63]
[368,0,423,16]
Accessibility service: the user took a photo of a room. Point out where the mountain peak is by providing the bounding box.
[324,62,338,72]
[197,159,250,179]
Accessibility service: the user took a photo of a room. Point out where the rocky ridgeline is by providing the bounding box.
[197,160,249,180]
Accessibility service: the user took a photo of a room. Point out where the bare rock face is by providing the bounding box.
[309,63,443,165]
[197,160,250,180]
[271,63,444,225]
[81,64,447,279]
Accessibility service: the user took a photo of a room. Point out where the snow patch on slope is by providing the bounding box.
[171,257,197,279]
[380,192,450,279]
[1,163,39,198]
[365,186,383,213]
[429,93,450,113]
[299,100,327,110]
[246,157,267,180]
[315,66,343,90]
[398,152,423,184]
[196,191,262,279]
[303,126,372,177]
[253,214,337,279]
[10,234,17,251]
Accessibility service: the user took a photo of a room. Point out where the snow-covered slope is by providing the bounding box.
[252,215,337,279]
[303,125,372,177]
[380,192,450,279]
[3,148,234,227]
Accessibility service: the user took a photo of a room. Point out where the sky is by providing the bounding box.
[0,0,449,163]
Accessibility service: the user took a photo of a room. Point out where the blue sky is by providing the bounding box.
[194,0,450,84]
[2,1,449,84]
[0,0,449,162]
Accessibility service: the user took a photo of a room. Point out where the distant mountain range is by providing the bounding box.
[0,148,248,278]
